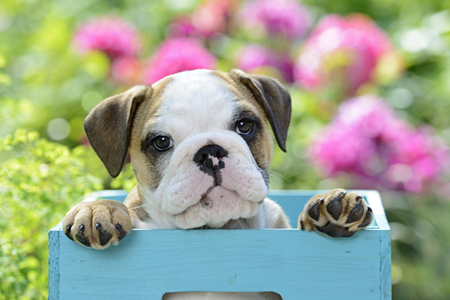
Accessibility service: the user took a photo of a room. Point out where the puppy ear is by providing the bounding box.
[84,85,151,178]
[229,69,292,152]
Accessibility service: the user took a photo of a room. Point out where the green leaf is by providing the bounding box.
[0,73,11,85]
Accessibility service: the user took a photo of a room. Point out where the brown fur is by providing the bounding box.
[124,187,151,222]
[227,69,292,152]
[129,77,174,191]
[84,86,152,178]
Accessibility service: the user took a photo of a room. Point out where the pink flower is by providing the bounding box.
[169,0,237,38]
[295,14,397,95]
[169,16,202,38]
[311,96,449,193]
[73,16,141,60]
[110,56,144,86]
[144,38,217,84]
[237,44,295,83]
[238,0,311,40]
[237,44,278,72]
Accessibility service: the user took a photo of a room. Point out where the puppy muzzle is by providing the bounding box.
[153,131,268,229]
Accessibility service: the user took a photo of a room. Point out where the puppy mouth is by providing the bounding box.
[175,185,239,215]
[199,185,240,207]
[167,177,264,229]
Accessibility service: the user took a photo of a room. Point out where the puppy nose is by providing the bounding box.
[194,145,228,185]
[193,144,228,164]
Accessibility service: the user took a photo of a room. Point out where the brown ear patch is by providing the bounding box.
[227,69,292,152]
[84,85,152,178]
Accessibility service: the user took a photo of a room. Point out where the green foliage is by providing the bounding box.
[0,130,135,299]
[0,130,105,299]
[385,192,450,300]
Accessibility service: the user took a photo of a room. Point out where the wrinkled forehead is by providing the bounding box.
[160,70,237,118]
[144,70,260,140]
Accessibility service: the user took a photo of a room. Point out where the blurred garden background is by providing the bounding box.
[1,0,450,299]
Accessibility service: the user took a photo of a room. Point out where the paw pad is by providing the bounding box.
[299,189,373,238]
[326,192,345,220]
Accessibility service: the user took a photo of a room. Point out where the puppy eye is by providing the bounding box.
[235,119,254,135]
[152,136,173,151]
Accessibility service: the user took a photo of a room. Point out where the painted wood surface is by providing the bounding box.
[48,190,391,300]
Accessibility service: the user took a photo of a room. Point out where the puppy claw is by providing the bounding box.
[117,224,128,241]
[300,220,305,231]
[65,225,73,241]
[358,207,373,228]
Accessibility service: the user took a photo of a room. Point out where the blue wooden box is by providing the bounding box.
[48,190,391,300]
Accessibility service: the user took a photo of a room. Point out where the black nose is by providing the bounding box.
[193,145,228,185]
[193,145,228,164]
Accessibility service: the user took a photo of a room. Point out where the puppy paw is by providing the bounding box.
[298,189,373,238]
[62,199,133,249]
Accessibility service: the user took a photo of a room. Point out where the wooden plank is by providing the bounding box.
[48,190,391,300]
[48,229,60,299]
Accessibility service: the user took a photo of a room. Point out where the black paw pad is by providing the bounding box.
[75,226,91,247]
[99,229,113,246]
[358,207,373,228]
[327,193,344,220]
[308,201,322,221]
[65,225,74,241]
[346,203,364,223]
[116,224,127,241]
[315,222,355,238]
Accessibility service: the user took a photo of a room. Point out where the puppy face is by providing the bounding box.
[130,70,273,228]
[84,69,291,229]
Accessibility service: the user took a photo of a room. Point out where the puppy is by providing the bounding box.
[63,69,373,299]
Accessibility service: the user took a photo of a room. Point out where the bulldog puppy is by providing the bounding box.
[63,69,373,299]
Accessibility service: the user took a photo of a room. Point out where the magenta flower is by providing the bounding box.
[295,14,397,95]
[238,0,311,40]
[237,44,295,83]
[169,0,237,38]
[168,16,202,38]
[237,44,278,72]
[73,16,141,60]
[311,96,449,193]
[110,56,144,86]
[192,0,237,37]
[144,38,217,84]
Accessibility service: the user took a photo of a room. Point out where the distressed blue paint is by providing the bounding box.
[48,190,391,300]
[48,225,60,299]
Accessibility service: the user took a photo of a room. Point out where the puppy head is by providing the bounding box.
[85,69,291,229]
